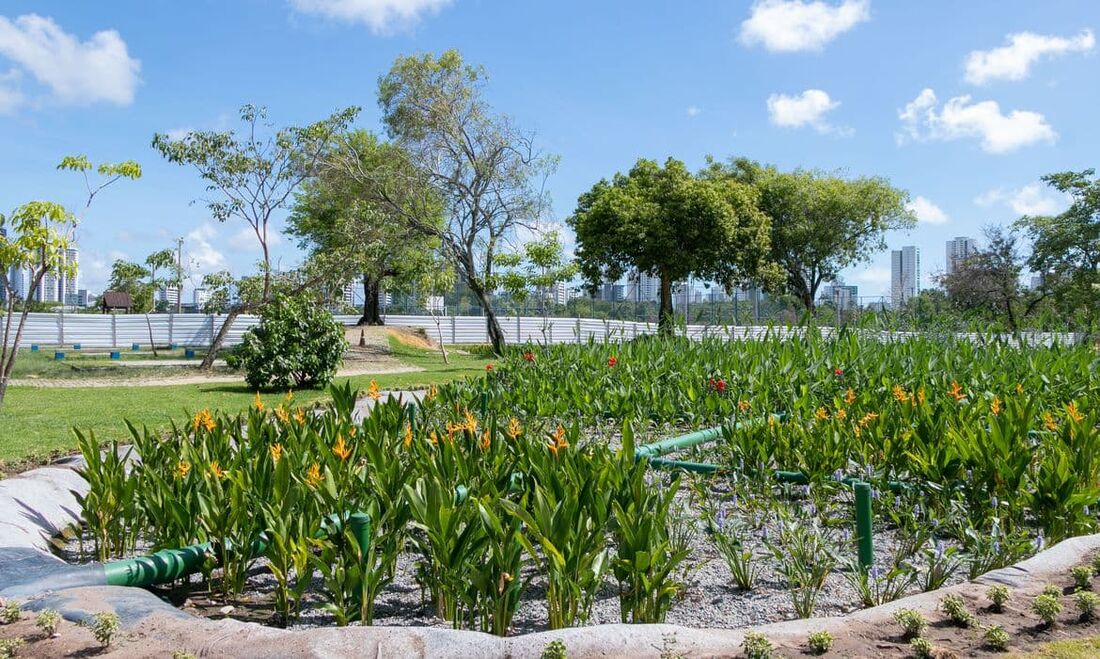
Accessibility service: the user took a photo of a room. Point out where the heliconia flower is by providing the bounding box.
[1015,382,1024,395]
[845,388,856,405]
[547,425,569,457]
[892,384,909,403]
[294,408,306,425]
[274,406,289,424]
[1042,411,1059,432]
[486,363,494,371]
[332,434,352,461]
[715,379,727,393]
[834,368,844,377]
[835,408,847,420]
[814,407,829,421]
[368,380,382,401]
[175,461,191,479]
[1067,401,1085,423]
[738,399,751,412]
[253,392,265,412]
[507,417,522,440]
[480,429,491,451]
[522,351,535,362]
[990,397,1003,416]
[209,461,226,479]
[426,384,438,401]
[269,443,283,463]
[284,390,294,404]
[403,423,413,449]
[949,381,966,402]
[464,409,478,433]
[305,462,322,487]
[192,408,216,433]
[607,356,617,367]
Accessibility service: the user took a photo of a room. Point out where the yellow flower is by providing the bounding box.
[858,412,879,428]
[209,461,226,479]
[429,431,439,445]
[404,423,414,449]
[1067,401,1085,423]
[192,409,216,433]
[426,384,437,401]
[917,387,926,406]
[368,380,381,401]
[294,408,306,425]
[853,425,862,439]
[269,443,283,463]
[1015,382,1024,395]
[480,429,491,451]
[497,571,514,595]
[547,425,569,457]
[767,415,776,428]
[507,417,522,440]
[274,406,290,424]
[949,381,965,402]
[990,397,1003,416]
[349,427,357,438]
[737,400,751,412]
[464,409,478,434]
[1042,411,1059,432]
[844,388,856,406]
[333,434,352,461]
[892,385,909,403]
[305,462,322,488]
[815,407,829,421]
[175,461,191,479]
[284,390,294,404]
[835,408,847,420]
[253,392,265,412]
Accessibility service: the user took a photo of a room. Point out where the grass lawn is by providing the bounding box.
[1011,637,1100,658]
[0,337,492,468]
[10,346,219,381]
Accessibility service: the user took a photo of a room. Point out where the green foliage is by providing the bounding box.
[709,513,762,591]
[34,609,61,637]
[1075,591,1100,621]
[941,593,976,627]
[909,637,934,659]
[1073,565,1094,591]
[984,624,1010,652]
[765,514,836,618]
[0,603,19,625]
[493,230,577,313]
[235,294,347,389]
[74,432,138,560]
[0,638,25,659]
[987,584,1010,612]
[1032,593,1063,627]
[88,612,119,646]
[806,630,833,655]
[893,608,927,639]
[740,632,775,659]
[540,639,568,659]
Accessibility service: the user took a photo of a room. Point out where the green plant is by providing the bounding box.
[709,506,762,591]
[740,631,774,659]
[1072,565,1093,591]
[171,652,197,659]
[1031,593,1063,627]
[1092,552,1100,576]
[909,637,934,659]
[807,629,833,655]
[983,624,1009,651]
[34,609,61,636]
[0,638,25,659]
[0,603,19,625]
[540,639,567,659]
[74,432,139,560]
[765,517,837,618]
[987,584,1010,612]
[1075,591,1099,621]
[88,612,120,647]
[940,593,975,627]
[921,541,964,592]
[893,608,927,639]
[845,561,917,607]
[235,293,347,389]
[1043,583,1063,598]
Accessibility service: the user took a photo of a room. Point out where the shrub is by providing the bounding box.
[1092,552,1100,576]
[1072,565,1093,591]
[807,630,833,655]
[909,637,934,659]
[1075,591,1099,621]
[940,593,975,627]
[893,608,927,639]
[741,632,774,659]
[34,609,61,636]
[0,603,18,625]
[1031,593,1062,627]
[984,624,1009,651]
[1042,583,1062,598]
[987,584,1010,612]
[88,612,119,647]
[235,294,347,390]
[540,640,567,659]
[0,638,25,659]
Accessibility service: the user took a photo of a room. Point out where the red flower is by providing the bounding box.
[486,363,494,371]
[834,368,844,377]
[715,379,727,393]
[607,356,617,368]
[522,351,536,362]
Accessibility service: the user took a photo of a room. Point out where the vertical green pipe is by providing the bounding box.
[854,481,874,568]
[407,402,417,437]
[348,513,371,553]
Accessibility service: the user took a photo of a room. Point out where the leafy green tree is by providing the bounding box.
[289,130,441,326]
[569,157,777,333]
[0,156,139,407]
[494,230,577,317]
[1016,169,1100,332]
[234,293,347,390]
[198,270,234,313]
[107,260,153,312]
[145,249,175,312]
[153,104,358,368]
[713,158,915,313]
[327,50,554,355]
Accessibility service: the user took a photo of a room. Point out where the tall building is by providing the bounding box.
[625,270,659,302]
[945,236,977,275]
[549,281,569,306]
[819,284,859,311]
[35,272,60,303]
[4,266,28,302]
[61,248,79,306]
[891,246,920,307]
[193,288,210,308]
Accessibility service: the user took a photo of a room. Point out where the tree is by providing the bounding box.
[152,104,358,368]
[569,157,777,334]
[714,159,915,313]
[937,226,1045,336]
[493,230,577,317]
[288,130,441,326]
[107,260,153,312]
[0,156,140,407]
[328,50,554,355]
[1016,169,1100,332]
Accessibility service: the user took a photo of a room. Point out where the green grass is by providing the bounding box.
[10,346,214,380]
[0,337,491,468]
[1010,636,1100,658]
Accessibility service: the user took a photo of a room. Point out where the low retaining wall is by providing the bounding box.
[2,461,1097,658]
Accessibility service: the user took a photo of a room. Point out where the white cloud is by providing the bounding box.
[686,105,702,117]
[965,30,1094,85]
[766,89,849,134]
[850,266,890,286]
[0,68,23,113]
[186,224,227,272]
[228,226,282,252]
[907,196,949,224]
[975,182,1070,216]
[740,0,870,52]
[897,88,1056,154]
[288,0,453,33]
[0,14,140,107]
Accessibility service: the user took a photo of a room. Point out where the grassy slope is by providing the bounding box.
[0,337,491,466]
[1011,637,1100,658]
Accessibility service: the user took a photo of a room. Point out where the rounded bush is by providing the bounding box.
[236,294,347,390]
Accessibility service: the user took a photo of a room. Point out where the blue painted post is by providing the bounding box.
[54,351,65,361]
[132,343,140,351]
[110,351,121,360]
[170,343,179,350]
[73,343,81,351]
[30,344,39,352]
[184,348,195,359]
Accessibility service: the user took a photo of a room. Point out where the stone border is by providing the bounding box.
[3,462,1099,658]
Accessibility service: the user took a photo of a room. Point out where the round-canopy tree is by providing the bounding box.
[568,157,778,334]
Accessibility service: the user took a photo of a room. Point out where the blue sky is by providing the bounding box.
[1,0,1097,300]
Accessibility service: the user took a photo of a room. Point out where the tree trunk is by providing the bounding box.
[658,275,674,336]
[199,307,245,371]
[469,281,506,355]
[430,311,450,364]
[0,304,34,408]
[358,274,383,326]
[145,313,159,357]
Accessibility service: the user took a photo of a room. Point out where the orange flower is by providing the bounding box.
[404,422,414,449]
[480,429,491,451]
[192,409,216,433]
[486,363,494,371]
[464,409,478,433]
[426,384,438,401]
[368,380,381,401]
[835,408,847,420]
[767,415,776,428]
[738,400,751,412]
[1042,411,1059,432]
[333,434,352,461]
[274,406,289,424]
[815,407,829,421]
[428,431,439,445]
[547,425,569,457]
[1015,382,1024,395]
[858,412,879,428]
[305,462,322,488]
[844,388,856,406]
[175,461,191,479]
[990,397,1003,416]
[948,381,966,402]
[253,392,265,412]
[269,443,283,463]
[1067,401,1085,423]
[507,417,522,440]
[892,385,909,403]
[916,387,926,406]
[209,461,226,479]
[284,390,294,404]
[294,408,306,425]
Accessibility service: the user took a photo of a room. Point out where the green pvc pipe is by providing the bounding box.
[635,413,783,461]
[648,457,721,473]
[104,542,213,587]
[854,481,874,568]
